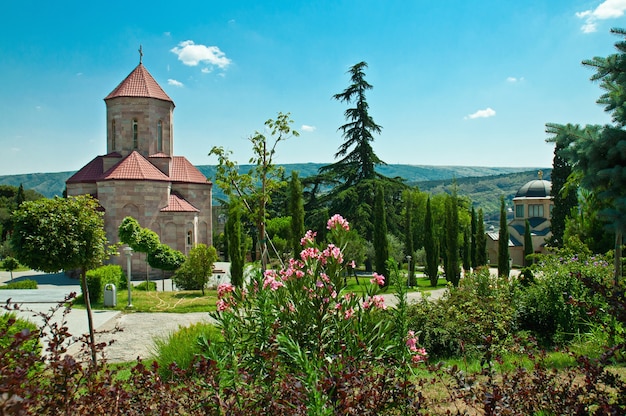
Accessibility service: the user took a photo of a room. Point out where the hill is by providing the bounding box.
[0,164,547,220]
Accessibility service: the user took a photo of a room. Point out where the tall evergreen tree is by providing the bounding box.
[547,28,626,283]
[226,201,245,287]
[404,190,415,286]
[462,228,471,272]
[470,206,477,269]
[424,197,439,287]
[373,184,389,285]
[497,196,510,277]
[15,184,25,207]
[524,219,533,266]
[476,208,487,266]
[444,193,460,286]
[288,170,305,258]
[545,124,579,248]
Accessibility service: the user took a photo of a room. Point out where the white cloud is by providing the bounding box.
[168,79,184,87]
[170,40,231,69]
[201,67,211,74]
[301,125,316,132]
[576,0,626,33]
[464,107,496,120]
[506,76,524,83]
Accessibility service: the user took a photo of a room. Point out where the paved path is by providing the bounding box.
[2,269,447,363]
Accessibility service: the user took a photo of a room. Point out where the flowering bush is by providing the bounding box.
[205,215,427,412]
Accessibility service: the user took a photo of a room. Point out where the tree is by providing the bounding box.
[15,184,25,207]
[497,196,510,277]
[444,192,460,286]
[470,206,478,269]
[373,184,389,285]
[462,228,471,273]
[118,216,160,288]
[547,28,626,283]
[545,125,579,248]
[147,243,186,291]
[524,219,533,266]
[288,171,305,258]
[210,112,299,271]
[424,197,439,287]
[11,195,111,364]
[2,256,19,281]
[173,244,217,295]
[404,190,416,286]
[476,208,487,266]
[226,201,246,287]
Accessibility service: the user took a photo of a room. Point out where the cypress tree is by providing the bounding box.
[404,190,415,286]
[462,227,471,273]
[476,208,487,266]
[444,193,460,286]
[424,197,439,287]
[373,183,389,285]
[524,219,533,266]
[288,171,305,258]
[227,201,245,287]
[497,196,510,277]
[470,206,477,269]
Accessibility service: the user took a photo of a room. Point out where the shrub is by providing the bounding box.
[84,265,124,303]
[513,250,612,346]
[134,281,156,291]
[152,323,222,379]
[0,279,37,289]
[407,267,516,359]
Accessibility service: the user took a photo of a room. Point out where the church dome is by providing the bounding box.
[515,179,551,198]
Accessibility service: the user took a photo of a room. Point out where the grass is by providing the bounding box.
[342,272,448,295]
[75,288,218,313]
[0,279,38,289]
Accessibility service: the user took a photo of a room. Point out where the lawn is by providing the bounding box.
[78,288,218,313]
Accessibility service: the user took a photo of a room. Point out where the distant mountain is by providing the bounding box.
[0,164,547,220]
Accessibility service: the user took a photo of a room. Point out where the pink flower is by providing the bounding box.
[263,270,285,291]
[300,230,317,246]
[322,244,344,264]
[217,283,235,298]
[371,295,386,310]
[405,330,427,362]
[349,260,356,268]
[216,299,229,312]
[300,247,321,262]
[370,273,385,286]
[344,307,355,319]
[327,214,350,231]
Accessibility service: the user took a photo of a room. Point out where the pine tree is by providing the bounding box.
[288,171,305,258]
[373,184,389,285]
[497,196,510,277]
[424,197,439,287]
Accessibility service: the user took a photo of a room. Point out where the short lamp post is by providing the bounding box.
[124,246,133,308]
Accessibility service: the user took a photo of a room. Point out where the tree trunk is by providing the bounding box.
[80,267,97,366]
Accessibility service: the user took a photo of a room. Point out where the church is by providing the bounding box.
[66,53,213,273]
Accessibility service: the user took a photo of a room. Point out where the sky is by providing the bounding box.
[2,0,626,176]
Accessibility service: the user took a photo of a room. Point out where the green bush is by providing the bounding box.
[85,265,124,303]
[0,312,41,369]
[0,279,38,289]
[407,267,516,359]
[153,323,222,379]
[513,250,612,346]
[134,281,156,291]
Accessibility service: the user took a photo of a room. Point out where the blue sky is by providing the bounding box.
[2,0,626,175]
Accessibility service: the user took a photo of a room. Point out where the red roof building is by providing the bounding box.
[67,58,212,274]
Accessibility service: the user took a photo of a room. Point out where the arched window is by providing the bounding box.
[186,230,193,246]
[111,120,116,150]
[157,120,163,152]
[132,119,138,149]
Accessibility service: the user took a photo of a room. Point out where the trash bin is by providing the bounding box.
[104,283,117,307]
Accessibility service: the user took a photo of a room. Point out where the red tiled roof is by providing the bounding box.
[101,151,170,181]
[66,153,123,183]
[161,192,199,212]
[171,156,209,184]
[104,63,173,103]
